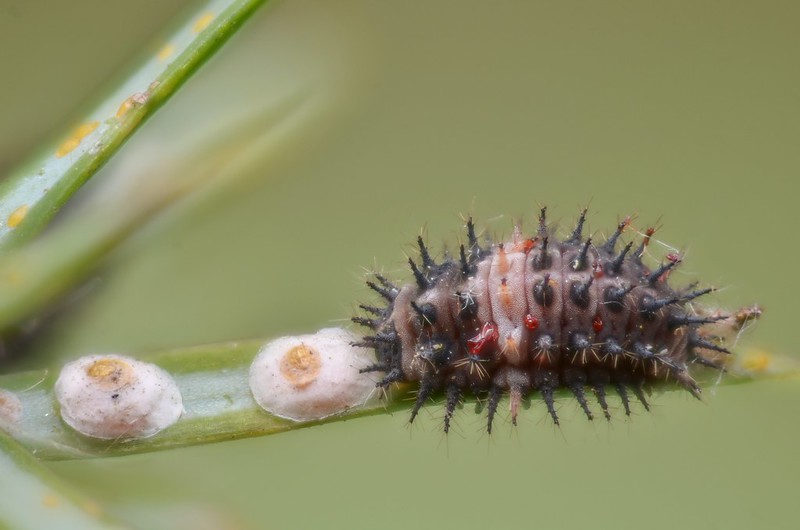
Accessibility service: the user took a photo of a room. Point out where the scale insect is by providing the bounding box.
[352,207,759,433]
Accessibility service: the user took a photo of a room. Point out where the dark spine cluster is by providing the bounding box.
[353,208,736,433]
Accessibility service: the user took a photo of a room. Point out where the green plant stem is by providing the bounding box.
[0,340,407,460]
[0,340,791,461]
[0,430,126,529]
[0,0,268,250]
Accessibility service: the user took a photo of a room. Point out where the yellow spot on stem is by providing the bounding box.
[280,344,321,389]
[42,493,60,508]
[156,43,175,61]
[192,12,215,33]
[82,500,103,517]
[0,268,23,285]
[741,351,771,373]
[55,121,99,158]
[7,205,29,228]
[116,98,136,119]
[116,93,149,119]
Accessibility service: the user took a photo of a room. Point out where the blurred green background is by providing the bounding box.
[1,1,798,529]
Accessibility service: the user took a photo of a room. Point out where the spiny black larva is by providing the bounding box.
[353,208,757,434]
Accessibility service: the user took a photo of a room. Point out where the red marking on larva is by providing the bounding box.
[520,238,536,254]
[643,227,656,246]
[497,244,509,274]
[500,278,512,308]
[666,252,681,263]
[467,322,499,355]
[593,261,604,279]
[593,315,603,333]
[524,314,539,330]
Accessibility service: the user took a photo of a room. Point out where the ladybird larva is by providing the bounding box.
[353,208,758,433]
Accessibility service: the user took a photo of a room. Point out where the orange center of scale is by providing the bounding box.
[86,358,135,391]
[280,344,322,389]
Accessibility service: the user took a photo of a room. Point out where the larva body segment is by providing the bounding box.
[355,208,747,433]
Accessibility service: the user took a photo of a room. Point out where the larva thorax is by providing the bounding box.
[355,208,746,433]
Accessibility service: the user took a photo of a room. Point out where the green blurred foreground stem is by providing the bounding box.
[0,430,125,529]
[0,90,309,340]
[0,0,268,250]
[0,340,793,461]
